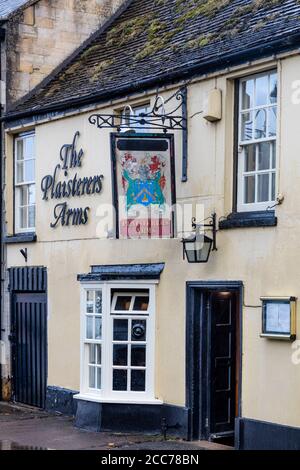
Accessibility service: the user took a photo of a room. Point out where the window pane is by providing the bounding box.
[28,206,35,228]
[133,296,149,311]
[257,174,269,202]
[89,344,96,364]
[271,142,276,169]
[241,79,254,110]
[113,319,128,341]
[16,139,23,161]
[258,142,270,170]
[95,317,102,340]
[25,160,35,182]
[86,291,94,302]
[241,112,252,141]
[96,368,101,390]
[134,105,149,116]
[87,303,93,313]
[115,296,132,311]
[244,145,256,172]
[24,136,34,159]
[86,316,93,339]
[19,206,27,229]
[269,73,277,104]
[96,345,102,365]
[255,75,268,106]
[19,186,28,205]
[272,173,276,201]
[113,344,128,366]
[255,109,267,139]
[86,291,94,313]
[268,107,277,137]
[244,176,255,204]
[95,290,102,314]
[28,185,35,205]
[89,366,95,388]
[113,369,127,391]
[132,320,146,342]
[131,345,146,367]
[16,162,24,183]
[122,108,131,126]
[134,105,149,131]
[131,370,145,392]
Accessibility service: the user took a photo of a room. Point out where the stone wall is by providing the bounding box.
[5,0,125,106]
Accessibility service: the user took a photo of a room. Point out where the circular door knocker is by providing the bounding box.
[132,323,145,339]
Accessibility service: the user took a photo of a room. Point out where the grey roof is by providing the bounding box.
[0,0,31,19]
[78,263,165,281]
[6,0,300,120]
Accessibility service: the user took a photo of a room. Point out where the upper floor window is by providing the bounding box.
[14,132,36,232]
[237,71,277,212]
[121,103,150,132]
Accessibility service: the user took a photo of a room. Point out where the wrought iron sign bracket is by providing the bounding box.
[89,87,189,182]
[89,88,187,133]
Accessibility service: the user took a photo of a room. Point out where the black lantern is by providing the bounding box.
[182,213,217,263]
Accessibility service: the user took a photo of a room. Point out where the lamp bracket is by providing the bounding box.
[191,213,218,251]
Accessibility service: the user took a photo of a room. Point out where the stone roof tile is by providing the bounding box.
[7,0,300,118]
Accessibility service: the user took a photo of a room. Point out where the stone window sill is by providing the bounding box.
[74,393,163,405]
[4,232,37,244]
[219,211,277,230]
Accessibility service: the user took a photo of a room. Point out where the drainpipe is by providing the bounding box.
[0,24,6,401]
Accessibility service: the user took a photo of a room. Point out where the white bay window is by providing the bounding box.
[237,71,277,212]
[79,283,157,402]
[14,132,36,232]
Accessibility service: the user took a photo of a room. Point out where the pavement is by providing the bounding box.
[0,402,232,451]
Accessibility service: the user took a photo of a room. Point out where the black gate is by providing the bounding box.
[10,267,47,408]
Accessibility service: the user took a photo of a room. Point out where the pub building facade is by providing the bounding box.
[2,0,300,450]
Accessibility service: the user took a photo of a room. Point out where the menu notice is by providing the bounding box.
[265,301,290,334]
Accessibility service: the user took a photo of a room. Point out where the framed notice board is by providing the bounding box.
[260,297,296,340]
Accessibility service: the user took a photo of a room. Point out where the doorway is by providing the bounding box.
[186,281,242,445]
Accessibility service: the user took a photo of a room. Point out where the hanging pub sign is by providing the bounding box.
[41,131,104,228]
[111,133,176,239]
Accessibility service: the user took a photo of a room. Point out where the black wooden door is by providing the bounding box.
[209,292,237,437]
[11,293,47,408]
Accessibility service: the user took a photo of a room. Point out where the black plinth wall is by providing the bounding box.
[75,399,189,437]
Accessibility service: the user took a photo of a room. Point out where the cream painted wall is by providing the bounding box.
[6,54,300,426]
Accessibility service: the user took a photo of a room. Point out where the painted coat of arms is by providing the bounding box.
[114,136,174,239]
[121,152,167,210]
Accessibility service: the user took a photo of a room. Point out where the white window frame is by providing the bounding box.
[77,281,160,404]
[14,131,36,233]
[81,288,103,396]
[237,70,278,212]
